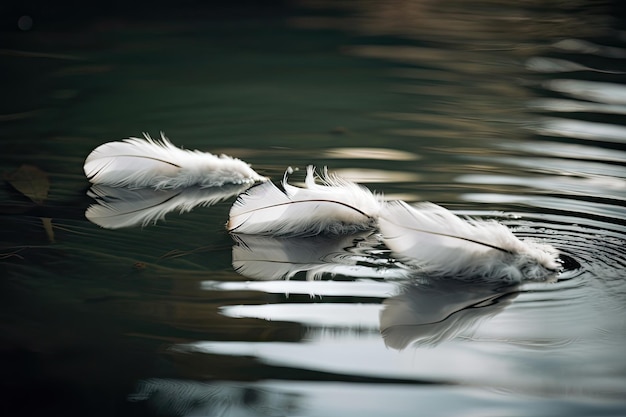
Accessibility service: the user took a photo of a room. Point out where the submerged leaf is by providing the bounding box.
[5,164,49,205]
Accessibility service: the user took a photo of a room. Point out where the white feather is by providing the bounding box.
[84,133,266,189]
[378,201,561,282]
[227,166,383,236]
[86,183,248,229]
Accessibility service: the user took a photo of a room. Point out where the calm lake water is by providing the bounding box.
[1,1,625,416]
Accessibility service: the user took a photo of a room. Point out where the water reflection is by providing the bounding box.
[497,140,626,163]
[85,184,248,229]
[2,0,626,415]
[232,233,408,281]
[130,379,300,417]
[381,279,518,349]
[226,232,524,349]
[322,147,419,161]
[552,38,626,58]
[533,117,626,144]
[525,56,623,74]
[542,79,626,105]
[527,98,626,115]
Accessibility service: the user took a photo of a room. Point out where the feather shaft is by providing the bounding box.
[379,200,561,281]
[84,133,266,189]
[227,166,383,236]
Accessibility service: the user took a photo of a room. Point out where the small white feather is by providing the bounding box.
[227,166,383,236]
[86,183,249,229]
[378,201,561,282]
[84,133,266,189]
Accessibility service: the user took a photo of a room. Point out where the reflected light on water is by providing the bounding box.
[527,98,626,115]
[552,38,626,58]
[203,279,398,298]
[457,174,626,197]
[532,118,626,144]
[206,280,397,298]
[332,168,421,183]
[480,156,626,180]
[543,79,626,105]
[498,140,626,163]
[323,147,419,161]
[292,0,611,41]
[221,303,382,328]
[178,336,532,391]
[525,56,622,74]
[460,194,626,221]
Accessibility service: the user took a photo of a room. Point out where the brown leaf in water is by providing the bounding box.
[5,164,49,205]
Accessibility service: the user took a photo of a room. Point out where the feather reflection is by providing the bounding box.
[229,233,520,349]
[86,183,249,229]
[232,233,410,281]
[381,278,519,349]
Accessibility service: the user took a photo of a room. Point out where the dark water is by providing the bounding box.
[1,1,625,416]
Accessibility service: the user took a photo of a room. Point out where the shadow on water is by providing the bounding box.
[1,0,626,416]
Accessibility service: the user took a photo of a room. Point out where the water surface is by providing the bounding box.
[1,1,625,416]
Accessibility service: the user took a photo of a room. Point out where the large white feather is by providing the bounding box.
[86,183,248,229]
[378,201,561,281]
[84,133,266,189]
[227,166,383,236]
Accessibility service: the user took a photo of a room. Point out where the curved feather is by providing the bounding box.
[227,166,383,236]
[84,133,266,189]
[378,201,561,281]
